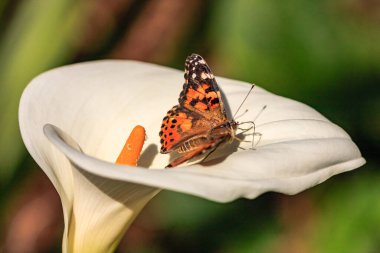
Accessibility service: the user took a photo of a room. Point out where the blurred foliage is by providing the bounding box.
[211,0,380,96]
[0,0,379,252]
[150,193,281,253]
[312,168,380,253]
[0,0,86,184]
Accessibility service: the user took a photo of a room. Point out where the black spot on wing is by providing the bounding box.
[205,87,213,93]
[210,98,219,105]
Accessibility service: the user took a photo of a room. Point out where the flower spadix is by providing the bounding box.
[19,60,365,252]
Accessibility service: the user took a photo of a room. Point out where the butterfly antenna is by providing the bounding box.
[253,105,267,122]
[233,84,255,119]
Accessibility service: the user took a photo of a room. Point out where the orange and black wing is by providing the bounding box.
[159,54,228,155]
[159,105,209,154]
[178,54,227,121]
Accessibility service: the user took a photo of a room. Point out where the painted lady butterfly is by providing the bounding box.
[159,54,238,168]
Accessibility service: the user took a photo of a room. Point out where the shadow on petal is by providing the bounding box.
[138,144,159,168]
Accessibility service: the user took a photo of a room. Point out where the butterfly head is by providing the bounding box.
[209,120,238,141]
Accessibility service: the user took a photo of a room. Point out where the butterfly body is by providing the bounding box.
[159,54,236,168]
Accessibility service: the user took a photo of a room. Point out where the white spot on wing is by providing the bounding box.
[201,72,211,79]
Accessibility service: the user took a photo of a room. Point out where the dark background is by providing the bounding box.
[0,1,379,252]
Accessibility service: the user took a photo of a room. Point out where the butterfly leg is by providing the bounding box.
[238,121,255,133]
[252,132,262,149]
[236,121,264,149]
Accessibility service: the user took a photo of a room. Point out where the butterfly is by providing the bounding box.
[159,53,239,168]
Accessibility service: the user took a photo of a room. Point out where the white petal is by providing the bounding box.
[19,61,365,252]
[19,60,365,203]
[19,61,164,252]
[67,169,158,252]
[44,124,364,202]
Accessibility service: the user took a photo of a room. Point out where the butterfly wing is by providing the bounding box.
[159,105,211,153]
[159,54,229,155]
[179,54,227,121]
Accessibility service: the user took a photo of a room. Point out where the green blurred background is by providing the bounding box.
[0,0,379,252]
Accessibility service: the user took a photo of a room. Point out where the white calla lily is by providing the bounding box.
[19,60,365,252]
